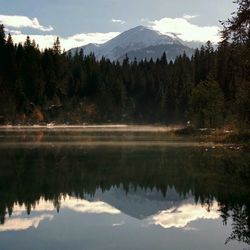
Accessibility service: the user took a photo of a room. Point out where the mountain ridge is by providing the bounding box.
[70,25,194,61]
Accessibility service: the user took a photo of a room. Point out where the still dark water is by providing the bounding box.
[0,126,250,250]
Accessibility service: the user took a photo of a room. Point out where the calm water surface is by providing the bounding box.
[0,126,249,250]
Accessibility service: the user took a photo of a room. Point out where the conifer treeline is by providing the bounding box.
[0,17,249,127]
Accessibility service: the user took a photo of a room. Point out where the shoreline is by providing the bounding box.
[0,124,184,132]
[0,124,248,149]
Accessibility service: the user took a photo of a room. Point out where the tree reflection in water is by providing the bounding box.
[0,144,249,245]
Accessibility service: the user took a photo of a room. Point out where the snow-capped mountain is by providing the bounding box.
[70,26,194,61]
[84,186,191,219]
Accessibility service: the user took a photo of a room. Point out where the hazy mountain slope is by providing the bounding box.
[85,187,190,219]
[118,43,194,62]
[70,26,192,61]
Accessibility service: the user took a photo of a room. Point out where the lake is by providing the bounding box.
[0,126,249,250]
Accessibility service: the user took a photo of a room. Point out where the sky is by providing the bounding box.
[0,0,237,50]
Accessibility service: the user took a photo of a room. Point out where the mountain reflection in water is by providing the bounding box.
[0,128,249,250]
[0,193,221,232]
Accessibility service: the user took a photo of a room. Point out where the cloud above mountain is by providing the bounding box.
[10,32,120,51]
[182,14,199,20]
[112,19,126,25]
[149,17,220,43]
[2,13,220,51]
[0,15,53,31]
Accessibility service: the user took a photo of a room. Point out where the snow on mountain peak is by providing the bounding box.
[106,25,179,48]
[70,25,186,61]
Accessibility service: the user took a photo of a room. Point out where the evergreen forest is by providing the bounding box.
[0,0,249,128]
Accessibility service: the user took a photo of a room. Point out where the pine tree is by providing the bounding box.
[24,36,32,48]
[221,0,250,43]
[53,37,61,54]
[0,24,6,48]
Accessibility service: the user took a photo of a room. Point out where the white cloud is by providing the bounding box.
[4,27,22,35]
[149,17,220,43]
[64,32,119,49]
[112,221,125,227]
[9,30,22,35]
[151,202,220,229]
[0,15,53,32]
[183,14,199,20]
[10,195,120,215]
[61,196,121,214]
[11,34,57,49]
[0,196,120,232]
[11,31,120,51]
[112,19,126,25]
[0,215,53,232]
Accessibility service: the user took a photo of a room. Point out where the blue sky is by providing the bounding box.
[0,0,237,50]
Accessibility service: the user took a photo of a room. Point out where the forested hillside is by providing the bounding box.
[0,0,249,127]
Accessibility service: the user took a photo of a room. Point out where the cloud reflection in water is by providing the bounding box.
[0,195,120,232]
[151,202,220,229]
